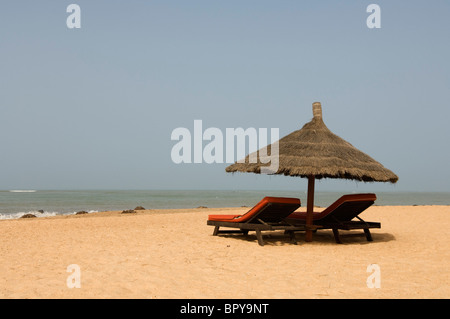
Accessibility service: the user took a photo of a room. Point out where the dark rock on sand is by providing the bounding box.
[121,209,136,214]
[196,206,207,209]
[21,214,37,218]
[76,211,88,215]
[134,206,145,210]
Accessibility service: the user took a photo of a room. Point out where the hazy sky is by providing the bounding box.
[1,1,449,192]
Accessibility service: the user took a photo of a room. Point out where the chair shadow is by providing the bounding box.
[296,230,396,245]
[213,229,396,246]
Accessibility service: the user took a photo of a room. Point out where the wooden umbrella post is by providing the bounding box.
[305,175,315,242]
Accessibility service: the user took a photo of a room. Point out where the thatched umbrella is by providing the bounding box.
[226,102,398,242]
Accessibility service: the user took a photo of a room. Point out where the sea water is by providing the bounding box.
[0,190,449,220]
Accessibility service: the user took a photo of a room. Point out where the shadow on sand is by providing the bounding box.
[212,229,396,246]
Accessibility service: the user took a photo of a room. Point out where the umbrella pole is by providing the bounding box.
[305,175,315,242]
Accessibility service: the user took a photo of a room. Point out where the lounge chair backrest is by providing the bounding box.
[248,202,301,223]
[317,198,375,223]
[241,197,301,224]
[286,193,376,222]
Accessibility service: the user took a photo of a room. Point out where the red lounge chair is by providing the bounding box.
[207,197,306,246]
[287,193,380,243]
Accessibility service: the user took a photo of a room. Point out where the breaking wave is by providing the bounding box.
[0,210,98,220]
[9,190,37,193]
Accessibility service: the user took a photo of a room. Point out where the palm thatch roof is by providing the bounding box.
[226,102,398,183]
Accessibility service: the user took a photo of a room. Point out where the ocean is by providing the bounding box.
[0,190,449,220]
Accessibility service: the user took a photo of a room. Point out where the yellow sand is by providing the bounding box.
[0,205,449,299]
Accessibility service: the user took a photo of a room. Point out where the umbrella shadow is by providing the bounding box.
[213,230,395,246]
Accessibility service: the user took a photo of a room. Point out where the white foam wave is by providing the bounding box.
[0,211,57,220]
[0,210,98,220]
[9,190,37,193]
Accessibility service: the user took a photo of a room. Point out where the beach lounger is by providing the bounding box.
[287,193,380,244]
[207,197,307,246]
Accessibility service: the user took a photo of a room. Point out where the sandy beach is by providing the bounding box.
[0,205,449,299]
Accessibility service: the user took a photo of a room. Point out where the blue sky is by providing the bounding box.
[0,1,449,192]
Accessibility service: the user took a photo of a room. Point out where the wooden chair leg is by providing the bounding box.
[364,229,373,241]
[255,229,264,246]
[332,228,342,244]
[287,231,297,245]
[213,226,219,236]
